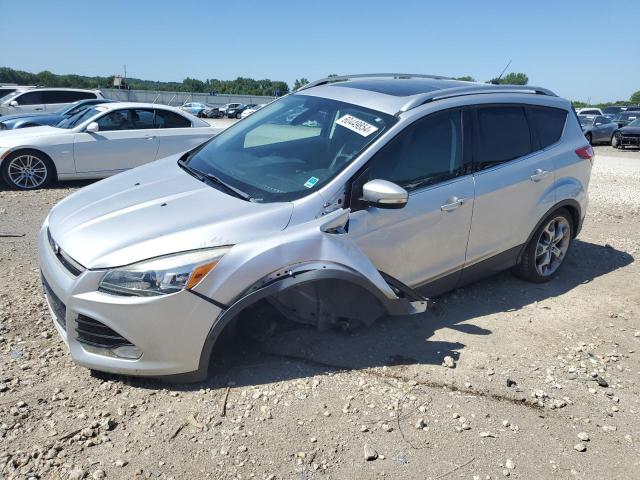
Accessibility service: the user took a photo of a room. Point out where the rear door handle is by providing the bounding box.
[530,169,549,182]
[145,135,156,140]
[441,196,467,212]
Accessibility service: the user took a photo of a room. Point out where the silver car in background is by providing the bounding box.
[0,88,104,116]
[39,74,592,381]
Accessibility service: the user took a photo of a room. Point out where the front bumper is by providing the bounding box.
[619,134,640,147]
[38,224,222,377]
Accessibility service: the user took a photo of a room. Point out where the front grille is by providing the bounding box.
[75,315,134,349]
[47,229,85,277]
[42,275,66,331]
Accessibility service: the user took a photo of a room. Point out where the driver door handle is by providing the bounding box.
[530,169,550,182]
[145,135,156,140]
[441,196,467,212]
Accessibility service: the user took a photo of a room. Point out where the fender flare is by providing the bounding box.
[189,267,424,381]
[516,199,582,264]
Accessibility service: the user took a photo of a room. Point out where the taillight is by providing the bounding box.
[575,145,594,162]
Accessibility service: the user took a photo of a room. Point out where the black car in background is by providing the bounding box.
[227,104,254,118]
[603,105,640,118]
[612,110,640,129]
[0,98,114,129]
[612,118,640,149]
[202,104,224,118]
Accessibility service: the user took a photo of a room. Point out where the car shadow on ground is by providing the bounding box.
[0,179,96,192]
[117,239,633,392]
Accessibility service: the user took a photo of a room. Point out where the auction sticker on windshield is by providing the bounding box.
[336,114,378,137]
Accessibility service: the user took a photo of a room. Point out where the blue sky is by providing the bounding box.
[1,0,638,103]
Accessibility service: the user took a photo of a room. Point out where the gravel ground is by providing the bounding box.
[0,146,639,479]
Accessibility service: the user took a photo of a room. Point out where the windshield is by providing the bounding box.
[578,116,593,126]
[616,112,640,121]
[186,94,396,202]
[56,106,105,129]
[628,119,640,127]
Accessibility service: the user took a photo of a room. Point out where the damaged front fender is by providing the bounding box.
[191,209,429,378]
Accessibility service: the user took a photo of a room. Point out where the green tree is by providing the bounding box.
[487,72,528,85]
[631,90,640,104]
[293,78,309,90]
[455,75,476,82]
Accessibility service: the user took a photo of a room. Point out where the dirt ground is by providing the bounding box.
[1,145,639,480]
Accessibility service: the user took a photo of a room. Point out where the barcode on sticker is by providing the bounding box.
[335,114,378,137]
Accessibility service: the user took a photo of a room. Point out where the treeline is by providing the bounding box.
[0,67,290,96]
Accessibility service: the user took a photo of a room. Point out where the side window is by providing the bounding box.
[366,109,464,191]
[154,109,192,128]
[16,91,43,105]
[475,106,532,170]
[529,106,567,148]
[96,110,130,131]
[130,109,155,129]
[67,91,96,101]
[41,91,71,104]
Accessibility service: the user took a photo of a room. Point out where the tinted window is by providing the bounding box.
[366,110,464,191]
[16,91,43,105]
[529,107,567,148]
[130,109,155,129]
[67,91,96,101]
[476,106,531,170]
[0,88,17,99]
[97,110,130,131]
[95,109,154,131]
[154,109,192,128]
[594,116,608,124]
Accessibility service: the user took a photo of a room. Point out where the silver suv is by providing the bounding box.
[39,74,593,381]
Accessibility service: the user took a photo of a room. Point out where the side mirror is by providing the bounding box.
[9,100,18,107]
[362,179,408,209]
[85,122,99,133]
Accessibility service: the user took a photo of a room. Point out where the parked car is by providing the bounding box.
[612,118,640,149]
[0,102,220,190]
[612,110,640,128]
[240,103,266,118]
[226,104,249,118]
[179,102,209,117]
[39,74,591,381]
[201,104,224,118]
[579,115,617,144]
[602,105,640,118]
[576,107,603,116]
[218,103,243,117]
[0,85,36,100]
[0,88,104,116]
[0,99,115,130]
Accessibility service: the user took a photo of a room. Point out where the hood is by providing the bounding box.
[48,156,294,269]
[0,125,65,144]
[1,113,62,127]
[620,125,640,134]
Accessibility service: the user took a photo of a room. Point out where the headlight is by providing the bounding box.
[98,247,231,297]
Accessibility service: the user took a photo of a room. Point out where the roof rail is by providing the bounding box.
[397,84,557,114]
[296,73,451,92]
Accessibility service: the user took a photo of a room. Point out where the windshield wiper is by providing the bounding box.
[202,172,252,201]
[177,159,252,201]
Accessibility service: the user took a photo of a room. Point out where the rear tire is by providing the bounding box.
[1,150,54,190]
[513,209,574,283]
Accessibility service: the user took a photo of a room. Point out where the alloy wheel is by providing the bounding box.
[7,154,48,189]
[534,216,571,276]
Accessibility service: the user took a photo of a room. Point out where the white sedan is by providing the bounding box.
[0,102,221,190]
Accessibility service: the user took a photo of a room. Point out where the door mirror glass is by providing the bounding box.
[86,122,99,133]
[362,179,408,209]
[9,100,18,107]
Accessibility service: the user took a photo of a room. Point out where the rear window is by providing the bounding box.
[529,106,567,148]
[475,106,532,170]
[155,109,191,128]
